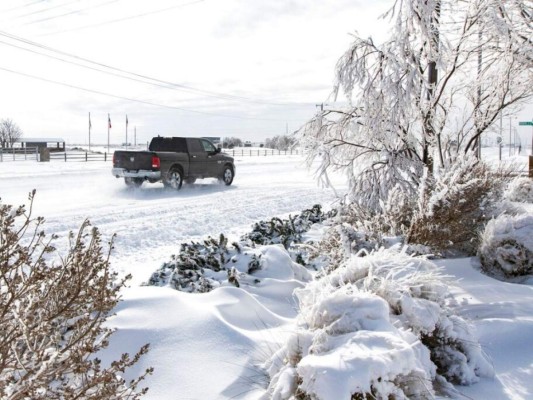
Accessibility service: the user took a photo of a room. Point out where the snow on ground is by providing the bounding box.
[0,155,339,286]
[1,151,533,399]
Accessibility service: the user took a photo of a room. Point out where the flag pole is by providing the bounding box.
[134,126,137,147]
[88,112,91,152]
[125,115,128,149]
[107,113,110,154]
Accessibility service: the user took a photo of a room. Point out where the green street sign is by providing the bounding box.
[519,121,533,126]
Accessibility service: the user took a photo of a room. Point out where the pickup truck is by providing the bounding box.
[111,137,235,190]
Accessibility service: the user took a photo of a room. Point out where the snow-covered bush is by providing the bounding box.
[243,204,333,250]
[408,156,505,255]
[146,235,262,292]
[145,206,330,292]
[0,191,151,399]
[263,247,493,399]
[504,177,533,203]
[479,214,533,278]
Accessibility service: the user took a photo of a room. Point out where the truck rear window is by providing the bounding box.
[149,137,187,152]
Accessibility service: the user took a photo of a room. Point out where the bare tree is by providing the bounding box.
[222,137,243,149]
[0,191,152,399]
[299,0,532,209]
[0,119,23,148]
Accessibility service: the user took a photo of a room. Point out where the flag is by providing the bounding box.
[108,114,112,129]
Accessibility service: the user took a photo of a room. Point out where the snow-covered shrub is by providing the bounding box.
[309,194,414,276]
[242,204,333,250]
[0,191,151,399]
[263,247,493,399]
[146,239,312,293]
[147,205,332,293]
[479,214,533,278]
[408,156,505,255]
[504,177,533,203]
[145,234,262,292]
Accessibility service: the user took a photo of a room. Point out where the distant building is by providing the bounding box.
[16,137,65,152]
[244,141,252,147]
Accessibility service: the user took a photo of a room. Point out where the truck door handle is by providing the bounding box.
[192,155,197,158]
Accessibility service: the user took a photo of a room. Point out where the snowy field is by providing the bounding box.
[1,152,532,399]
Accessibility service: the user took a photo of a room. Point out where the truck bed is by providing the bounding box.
[113,150,156,171]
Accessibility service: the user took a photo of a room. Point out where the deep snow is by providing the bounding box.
[1,151,532,399]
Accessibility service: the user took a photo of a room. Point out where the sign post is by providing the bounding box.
[519,121,533,156]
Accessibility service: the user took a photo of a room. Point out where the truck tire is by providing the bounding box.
[124,177,143,187]
[220,166,234,186]
[164,167,183,190]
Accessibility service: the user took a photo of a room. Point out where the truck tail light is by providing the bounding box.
[112,153,116,165]
[152,156,161,169]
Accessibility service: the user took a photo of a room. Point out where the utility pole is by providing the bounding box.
[134,126,137,147]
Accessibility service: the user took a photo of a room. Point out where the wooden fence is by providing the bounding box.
[224,149,299,157]
[46,149,300,162]
[49,151,111,162]
[0,147,39,162]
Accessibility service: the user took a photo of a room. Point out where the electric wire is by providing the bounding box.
[0,30,303,107]
[15,0,88,19]
[1,0,46,13]
[0,65,304,122]
[25,0,120,25]
[39,0,205,36]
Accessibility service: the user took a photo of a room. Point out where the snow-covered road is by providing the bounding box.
[0,156,343,284]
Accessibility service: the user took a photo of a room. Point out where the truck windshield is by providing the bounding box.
[149,137,188,152]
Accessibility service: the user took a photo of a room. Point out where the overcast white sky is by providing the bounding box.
[0,0,531,146]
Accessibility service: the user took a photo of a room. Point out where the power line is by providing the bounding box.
[14,0,85,19]
[1,0,46,13]
[0,30,304,107]
[40,0,205,35]
[24,0,120,25]
[0,65,303,122]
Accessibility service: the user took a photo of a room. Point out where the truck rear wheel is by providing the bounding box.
[164,168,183,190]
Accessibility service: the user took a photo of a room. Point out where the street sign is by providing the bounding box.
[519,121,533,126]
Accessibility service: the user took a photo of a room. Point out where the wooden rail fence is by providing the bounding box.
[46,149,300,162]
[0,147,39,162]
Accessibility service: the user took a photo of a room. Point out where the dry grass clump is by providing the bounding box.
[407,158,506,256]
[0,191,152,399]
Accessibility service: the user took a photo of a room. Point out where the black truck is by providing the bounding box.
[112,137,235,190]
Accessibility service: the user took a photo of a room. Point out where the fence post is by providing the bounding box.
[529,156,533,178]
[85,152,88,162]
[105,152,107,162]
[0,148,2,162]
[64,152,67,162]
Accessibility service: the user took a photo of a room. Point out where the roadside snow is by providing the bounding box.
[1,153,533,399]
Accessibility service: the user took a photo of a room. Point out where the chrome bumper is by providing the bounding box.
[112,168,161,179]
